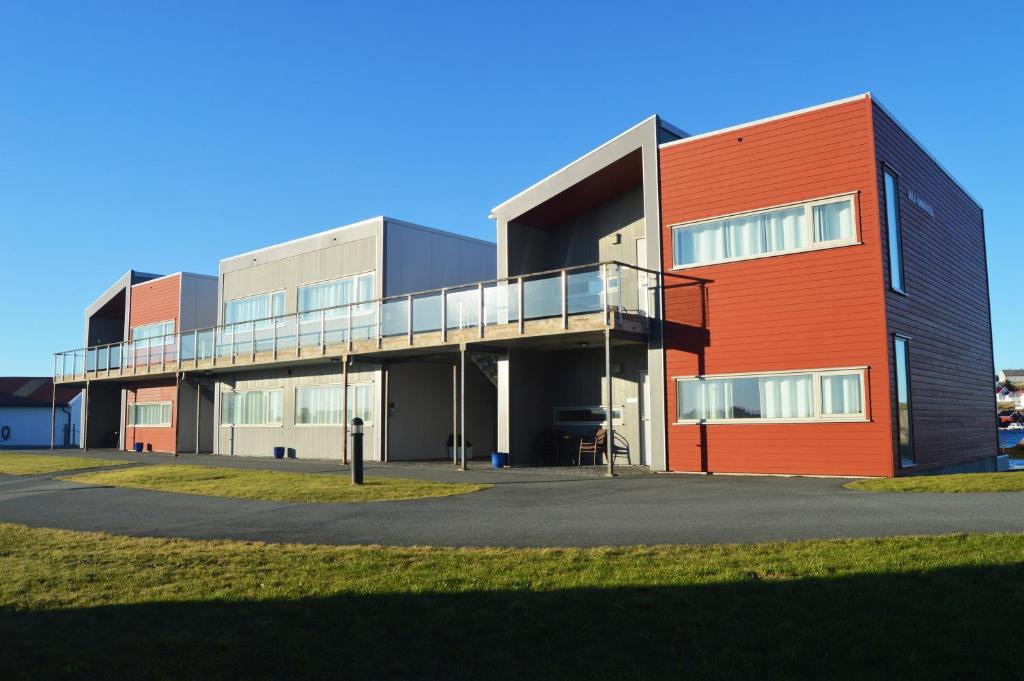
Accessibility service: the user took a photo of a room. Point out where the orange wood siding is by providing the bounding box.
[659,97,895,476]
[124,379,178,453]
[129,274,181,331]
[872,103,996,473]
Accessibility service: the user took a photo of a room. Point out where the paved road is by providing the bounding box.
[2,451,1024,547]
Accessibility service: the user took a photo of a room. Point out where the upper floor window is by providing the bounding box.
[132,320,175,349]
[298,273,375,322]
[671,194,857,268]
[224,291,285,328]
[883,168,906,292]
[675,368,866,423]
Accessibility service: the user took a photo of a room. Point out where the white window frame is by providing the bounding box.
[673,366,868,425]
[293,383,375,427]
[127,401,173,427]
[222,290,286,328]
[670,192,860,269]
[296,271,376,322]
[553,405,625,427]
[220,388,284,427]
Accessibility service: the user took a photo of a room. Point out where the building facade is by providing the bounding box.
[53,93,996,476]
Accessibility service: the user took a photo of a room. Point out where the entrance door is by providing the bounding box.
[635,238,649,316]
[638,371,651,466]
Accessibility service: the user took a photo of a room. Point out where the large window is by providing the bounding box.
[675,369,866,423]
[894,337,914,466]
[671,195,857,267]
[294,384,373,425]
[224,291,285,328]
[132,320,175,349]
[298,273,374,321]
[883,168,906,292]
[221,389,283,426]
[128,402,172,427]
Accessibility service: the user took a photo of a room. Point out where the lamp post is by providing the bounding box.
[350,417,364,485]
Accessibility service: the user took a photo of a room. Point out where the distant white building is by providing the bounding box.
[0,378,81,448]
[999,369,1024,387]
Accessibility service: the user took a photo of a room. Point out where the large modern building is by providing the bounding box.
[52,93,996,476]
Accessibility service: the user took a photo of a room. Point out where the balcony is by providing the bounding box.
[54,261,656,384]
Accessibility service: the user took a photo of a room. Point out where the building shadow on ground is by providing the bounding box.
[2,561,1021,680]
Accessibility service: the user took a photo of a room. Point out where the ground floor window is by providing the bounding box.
[294,384,373,425]
[128,402,172,427]
[221,389,283,426]
[894,337,914,466]
[675,368,866,423]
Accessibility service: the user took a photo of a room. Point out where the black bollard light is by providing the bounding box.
[350,417,364,485]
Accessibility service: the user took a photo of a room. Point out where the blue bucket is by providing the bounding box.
[491,452,507,469]
[133,443,143,453]
[273,446,285,459]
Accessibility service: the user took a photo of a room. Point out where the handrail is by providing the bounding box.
[53,260,658,373]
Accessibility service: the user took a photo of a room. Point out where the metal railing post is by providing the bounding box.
[230,326,236,364]
[561,269,568,329]
[376,300,383,349]
[601,262,609,326]
[160,337,165,372]
[517,276,524,334]
[478,282,484,338]
[272,317,278,360]
[194,330,199,368]
[320,308,326,355]
[440,288,447,342]
[106,345,112,377]
[407,294,414,345]
[347,304,353,351]
[295,316,300,358]
[250,320,256,361]
[176,333,182,371]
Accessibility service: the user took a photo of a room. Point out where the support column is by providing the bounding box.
[195,378,201,454]
[452,361,458,466]
[341,358,349,465]
[172,373,181,457]
[49,379,56,450]
[497,354,510,464]
[382,363,389,463]
[82,381,91,451]
[605,329,615,477]
[460,345,466,471]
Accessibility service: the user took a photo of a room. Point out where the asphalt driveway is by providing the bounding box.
[2,451,1024,547]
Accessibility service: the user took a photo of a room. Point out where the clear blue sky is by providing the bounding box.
[1,1,1020,375]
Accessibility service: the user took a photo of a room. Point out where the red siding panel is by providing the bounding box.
[659,97,894,477]
[129,274,181,331]
[125,379,178,453]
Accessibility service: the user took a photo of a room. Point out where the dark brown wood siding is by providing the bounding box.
[872,101,996,473]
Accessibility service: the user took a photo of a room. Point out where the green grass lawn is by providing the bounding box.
[845,472,1024,493]
[1,523,1023,679]
[0,451,131,475]
[58,464,490,503]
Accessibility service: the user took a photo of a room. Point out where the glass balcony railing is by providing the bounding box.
[54,261,657,380]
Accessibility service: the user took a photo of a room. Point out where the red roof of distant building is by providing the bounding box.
[0,378,79,408]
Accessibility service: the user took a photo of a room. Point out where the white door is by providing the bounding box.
[639,371,651,466]
[635,238,649,316]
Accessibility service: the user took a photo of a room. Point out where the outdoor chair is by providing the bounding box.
[577,427,606,466]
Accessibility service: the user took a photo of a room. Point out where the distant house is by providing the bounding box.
[0,378,81,448]
[999,369,1024,387]
[997,386,1016,403]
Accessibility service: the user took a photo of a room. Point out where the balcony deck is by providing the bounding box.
[55,262,656,385]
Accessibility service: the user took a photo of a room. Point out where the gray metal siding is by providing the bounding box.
[383,221,495,296]
[179,275,218,332]
[214,363,378,461]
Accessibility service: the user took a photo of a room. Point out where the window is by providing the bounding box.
[224,291,285,328]
[553,406,624,426]
[128,402,172,427]
[132,320,175,350]
[884,168,906,292]
[221,389,283,426]
[298,273,374,321]
[671,195,857,267]
[894,337,914,466]
[675,369,866,423]
[294,384,374,425]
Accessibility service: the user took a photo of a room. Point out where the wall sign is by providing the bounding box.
[907,189,935,218]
